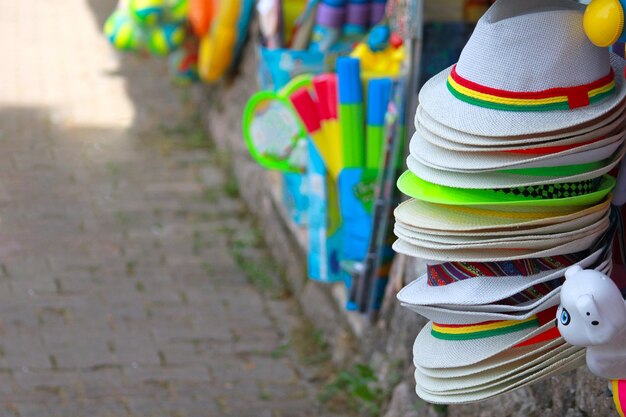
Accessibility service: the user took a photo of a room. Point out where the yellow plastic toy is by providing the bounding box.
[584,0,626,47]
[198,0,253,83]
[198,2,240,82]
[351,42,404,79]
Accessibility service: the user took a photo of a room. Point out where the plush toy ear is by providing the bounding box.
[565,265,583,281]
[576,294,599,319]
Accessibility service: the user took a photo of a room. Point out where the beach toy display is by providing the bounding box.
[393,0,626,405]
[244,0,405,310]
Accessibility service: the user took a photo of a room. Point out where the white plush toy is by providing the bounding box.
[557,266,626,416]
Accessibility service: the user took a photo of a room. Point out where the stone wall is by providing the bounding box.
[192,34,618,417]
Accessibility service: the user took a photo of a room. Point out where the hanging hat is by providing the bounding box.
[394,215,609,250]
[419,0,626,136]
[414,349,585,404]
[397,248,609,307]
[411,129,625,172]
[393,228,606,262]
[404,146,624,189]
[412,307,561,369]
[394,198,611,235]
[403,253,611,324]
[403,291,563,324]
[415,343,579,393]
[415,337,565,378]
[397,172,615,207]
[417,0,626,137]
[416,103,626,149]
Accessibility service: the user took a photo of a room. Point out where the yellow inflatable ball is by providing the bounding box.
[104,10,145,51]
[129,0,166,26]
[147,23,186,56]
[166,0,189,23]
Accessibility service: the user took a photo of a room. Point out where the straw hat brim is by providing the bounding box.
[406,144,624,189]
[415,344,580,393]
[402,290,561,324]
[397,172,615,206]
[396,248,606,306]
[393,215,608,249]
[402,259,612,323]
[418,54,626,137]
[411,130,625,172]
[392,230,603,262]
[417,104,626,150]
[393,198,611,234]
[396,208,609,238]
[414,350,585,404]
[415,338,566,378]
[416,99,626,147]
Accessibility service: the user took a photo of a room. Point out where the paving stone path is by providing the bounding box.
[0,1,343,416]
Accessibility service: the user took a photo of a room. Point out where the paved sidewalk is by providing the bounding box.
[0,1,340,416]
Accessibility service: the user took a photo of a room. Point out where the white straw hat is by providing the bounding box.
[405,146,624,189]
[401,258,612,324]
[415,344,580,393]
[394,198,611,235]
[416,100,626,148]
[414,350,585,404]
[413,315,559,369]
[417,0,626,137]
[415,338,566,378]
[416,104,626,150]
[397,248,608,307]
[410,130,625,172]
[396,209,609,238]
[394,215,608,249]
[392,230,604,262]
[403,291,562,324]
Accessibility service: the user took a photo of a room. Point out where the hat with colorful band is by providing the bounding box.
[405,145,624,189]
[416,98,626,149]
[409,259,618,321]
[410,128,625,172]
[446,65,616,112]
[397,171,615,207]
[393,198,611,235]
[417,0,626,137]
[438,258,613,314]
[413,309,560,369]
[397,247,607,307]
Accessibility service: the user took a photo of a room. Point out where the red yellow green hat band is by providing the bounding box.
[447,65,616,112]
[431,307,557,341]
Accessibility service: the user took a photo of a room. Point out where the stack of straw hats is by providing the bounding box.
[394,0,626,404]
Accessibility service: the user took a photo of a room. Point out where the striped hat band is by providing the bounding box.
[432,307,558,341]
[447,65,616,112]
[427,252,588,287]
